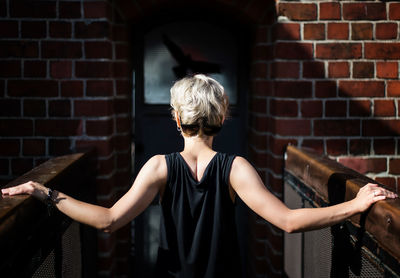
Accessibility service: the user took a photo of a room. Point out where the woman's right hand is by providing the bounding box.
[1,181,49,202]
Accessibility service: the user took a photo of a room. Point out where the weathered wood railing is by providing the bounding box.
[284,145,400,278]
[0,151,97,277]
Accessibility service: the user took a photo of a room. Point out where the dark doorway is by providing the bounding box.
[132,14,250,277]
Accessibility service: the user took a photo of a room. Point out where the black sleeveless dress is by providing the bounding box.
[155,152,241,278]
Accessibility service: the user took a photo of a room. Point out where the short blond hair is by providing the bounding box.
[170,74,229,136]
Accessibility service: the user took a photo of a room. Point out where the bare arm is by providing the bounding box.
[1,155,167,233]
[229,157,397,233]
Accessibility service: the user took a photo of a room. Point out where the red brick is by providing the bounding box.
[315,81,337,98]
[24,61,46,78]
[349,100,371,117]
[327,23,349,40]
[114,98,130,114]
[250,97,267,114]
[49,21,72,38]
[252,81,272,97]
[112,62,130,78]
[351,23,373,40]
[10,1,56,18]
[303,61,325,78]
[363,120,400,136]
[304,23,325,40]
[112,25,129,42]
[116,153,130,169]
[278,3,317,21]
[274,42,313,59]
[270,62,299,78]
[269,136,297,156]
[316,43,362,59]
[75,21,110,38]
[251,63,268,79]
[272,119,310,136]
[75,61,111,78]
[116,117,131,133]
[327,139,347,156]
[273,81,312,98]
[353,62,374,78]
[319,2,341,20]
[270,99,297,117]
[21,21,46,38]
[328,62,349,78]
[314,120,360,136]
[0,119,33,136]
[0,139,20,156]
[87,80,114,97]
[249,131,267,150]
[272,23,300,41]
[301,100,322,117]
[325,100,347,117]
[339,81,384,97]
[23,139,45,156]
[51,61,72,79]
[376,23,398,40]
[116,43,129,60]
[36,119,83,136]
[376,62,398,79]
[49,139,71,155]
[0,99,21,117]
[61,81,84,97]
[0,21,18,37]
[251,115,269,132]
[343,3,386,20]
[389,159,400,175]
[374,139,395,155]
[114,134,131,152]
[97,155,115,176]
[350,139,371,155]
[389,3,400,20]
[0,61,20,77]
[49,100,71,117]
[374,99,395,117]
[23,99,46,117]
[42,41,82,58]
[301,139,324,154]
[365,43,400,59]
[11,158,34,176]
[86,119,114,136]
[0,41,38,58]
[252,45,273,61]
[85,41,112,59]
[74,100,114,117]
[339,157,387,174]
[84,2,112,19]
[388,81,400,97]
[8,80,58,97]
[60,2,82,18]
[374,177,396,192]
[76,139,114,157]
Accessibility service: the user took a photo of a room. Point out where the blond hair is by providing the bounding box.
[170,74,229,136]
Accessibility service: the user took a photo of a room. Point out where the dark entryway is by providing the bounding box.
[131,12,250,277]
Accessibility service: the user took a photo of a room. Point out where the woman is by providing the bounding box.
[2,74,397,278]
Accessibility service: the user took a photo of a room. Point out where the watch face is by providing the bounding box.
[144,21,238,105]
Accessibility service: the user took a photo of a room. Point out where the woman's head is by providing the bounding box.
[170,74,229,137]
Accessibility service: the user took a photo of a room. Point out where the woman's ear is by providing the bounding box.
[175,111,181,128]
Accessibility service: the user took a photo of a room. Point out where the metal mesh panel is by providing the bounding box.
[349,248,383,278]
[304,201,332,278]
[32,221,81,278]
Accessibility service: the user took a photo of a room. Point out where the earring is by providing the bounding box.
[177,126,181,132]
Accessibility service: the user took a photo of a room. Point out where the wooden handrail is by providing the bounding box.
[285,145,400,263]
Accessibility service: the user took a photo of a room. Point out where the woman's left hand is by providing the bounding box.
[1,181,49,202]
[353,183,398,213]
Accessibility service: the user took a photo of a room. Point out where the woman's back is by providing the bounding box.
[155,152,241,278]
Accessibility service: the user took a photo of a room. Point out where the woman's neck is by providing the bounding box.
[182,135,214,157]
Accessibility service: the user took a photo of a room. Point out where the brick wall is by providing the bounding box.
[249,1,400,277]
[2,0,399,277]
[0,0,132,276]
